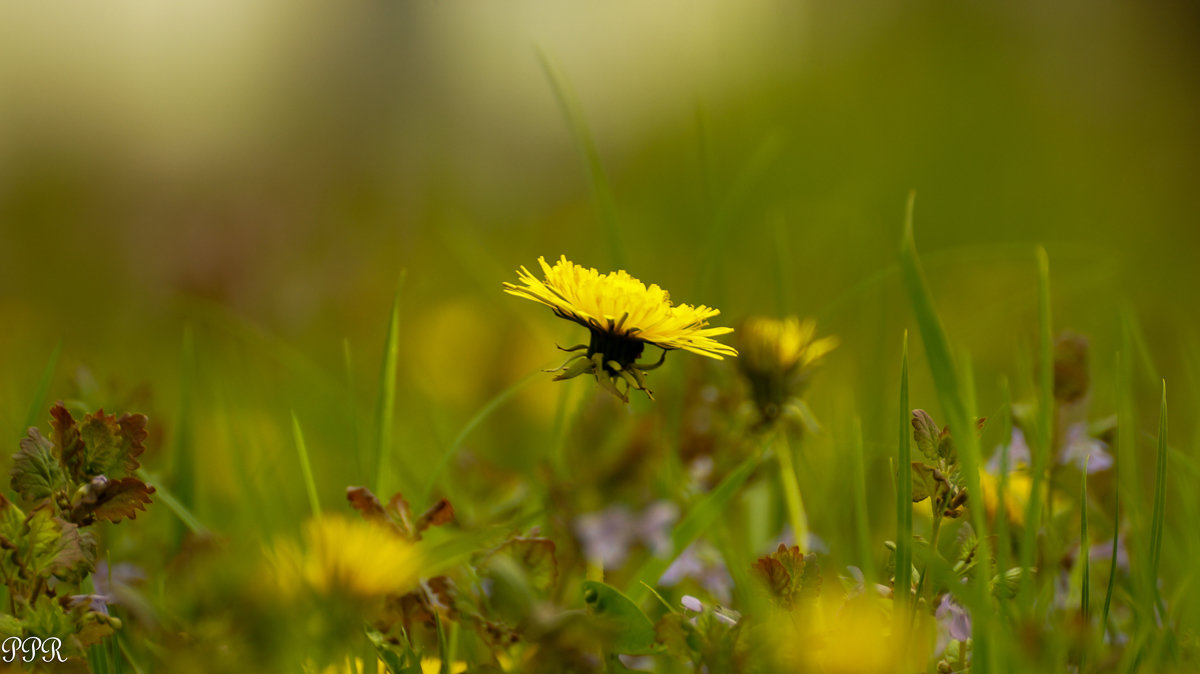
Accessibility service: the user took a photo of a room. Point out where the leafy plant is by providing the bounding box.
[1,402,155,660]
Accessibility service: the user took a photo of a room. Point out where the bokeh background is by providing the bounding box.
[1,0,1198,653]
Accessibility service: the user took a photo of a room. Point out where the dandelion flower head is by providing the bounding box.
[503,255,736,401]
[267,515,423,600]
[737,316,837,424]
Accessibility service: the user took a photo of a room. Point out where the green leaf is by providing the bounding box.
[0,613,21,640]
[11,428,66,503]
[73,609,119,648]
[0,494,25,545]
[23,508,68,579]
[581,580,658,656]
[75,411,148,480]
[911,410,941,463]
[51,519,96,582]
[480,537,558,594]
[655,612,699,660]
[22,595,75,642]
[910,462,942,503]
[798,551,822,600]
[991,567,1034,600]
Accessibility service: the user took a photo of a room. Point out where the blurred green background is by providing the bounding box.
[0,0,1197,623]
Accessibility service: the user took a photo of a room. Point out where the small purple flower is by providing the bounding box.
[574,501,680,570]
[660,542,734,602]
[988,428,1031,473]
[681,595,704,612]
[574,506,638,568]
[1059,423,1112,473]
[936,595,971,644]
[637,501,679,558]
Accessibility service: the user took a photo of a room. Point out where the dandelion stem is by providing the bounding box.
[775,430,809,554]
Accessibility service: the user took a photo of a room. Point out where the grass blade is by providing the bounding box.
[375,272,405,497]
[1019,247,1053,601]
[292,411,322,519]
[22,340,61,430]
[895,332,913,623]
[849,417,875,583]
[136,469,208,535]
[898,192,994,672]
[1102,473,1120,640]
[170,328,196,549]
[420,369,545,504]
[536,48,625,269]
[627,450,763,605]
[1149,380,1168,618]
[994,377,1014,592]
[1081,460,1091,622]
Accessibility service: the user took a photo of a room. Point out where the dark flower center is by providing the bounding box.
[588,329,645,373]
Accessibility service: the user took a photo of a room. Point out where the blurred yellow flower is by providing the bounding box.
[763,598,930,674]
[738,316,837,422]
[503,255,736,401]
[267,515,423,600]
[317,657,467,674]
[979,469,1033,527]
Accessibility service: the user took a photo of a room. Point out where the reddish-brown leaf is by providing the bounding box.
[51,404,85,482]
[751,556,791,599]
[387,492,417,538]
[416,499,455,532]
[347,486,387,521]
[86,477,156,524]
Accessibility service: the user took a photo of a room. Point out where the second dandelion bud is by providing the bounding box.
[738,316,838,424]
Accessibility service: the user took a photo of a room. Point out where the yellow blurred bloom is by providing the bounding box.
[979,469,1033,527]
[764,598,930,674]
[503,255,736,401]
[737,316,837,422]
[740,316,837,375]
[267,515,423,600]
[316,657,467,674]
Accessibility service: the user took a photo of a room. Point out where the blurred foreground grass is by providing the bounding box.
[1,2,1199,671]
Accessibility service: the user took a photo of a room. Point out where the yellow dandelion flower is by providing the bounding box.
[738,316,837,423]
[267,515,423,600]
[503,255,736,401]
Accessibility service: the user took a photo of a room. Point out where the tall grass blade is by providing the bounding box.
[627,450,763,605]
[895,332,913,622]
[1081,459,1091,622]
[1018,248,1053,601]
[850,417,875,583]
[375,272,405,497]
[898,192,993,672]
[343,337,361,475]
[536,48,626,269]
[292,411,322,519]
[994,377,1014,592]
[1149,380,1168,618]
[136,469,208,535]
[1102,475,1120,640]
[420,369,544,504]
[170,328,196,549]
[22,340,61,430]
